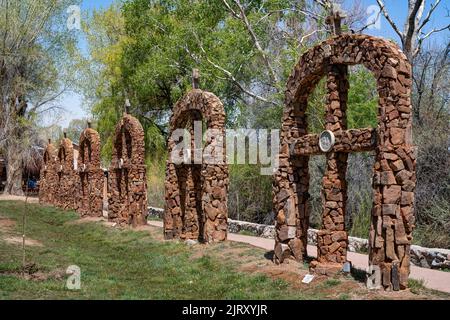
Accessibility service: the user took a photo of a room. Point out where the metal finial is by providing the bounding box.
[192,68,200,89]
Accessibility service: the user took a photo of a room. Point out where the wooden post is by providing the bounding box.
[192,68,200,89]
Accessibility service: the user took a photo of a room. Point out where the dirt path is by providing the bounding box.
[0,194,39,203]
[147,220,450,294]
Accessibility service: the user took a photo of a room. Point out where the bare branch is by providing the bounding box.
[221,0,239,19]
[224,0,279,86]
[30,86,67,112]
[193,38,278,106]
[355,8,381,33]
[415,24,450,57]
[297,29,325,48]
[418,0,442,32]
[376,0,404,39]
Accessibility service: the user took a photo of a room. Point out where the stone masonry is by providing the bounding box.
[77,124,104,217]
[164,87,228,243]
[39,140,58,205]
[55,135,77,210]
[108,113,148,226]
[273,33,416,291]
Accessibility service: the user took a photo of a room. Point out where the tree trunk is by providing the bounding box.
[5,143,24,196]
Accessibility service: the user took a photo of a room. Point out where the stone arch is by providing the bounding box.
[77,127,104,217]
[274,34,415,290]
[39,141,58,205]
[56,136,77,210]
[164,89,228,243]
[108,113,148,226]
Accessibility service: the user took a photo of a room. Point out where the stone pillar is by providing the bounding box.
[164,89,228,243]
[39,141,58,205]
[316,64,349,266]
[77,127,104,217]
[368,53,416,290]
[108,114,148,226]
[56,137,77,211]
[273,95,311,264]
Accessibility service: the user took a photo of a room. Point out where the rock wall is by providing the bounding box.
[77,128,104,217]
[273,33,416,291]
[55,137,77,210]
[164,89,228,243]
[108,113,148,226]
[39,141,58,205]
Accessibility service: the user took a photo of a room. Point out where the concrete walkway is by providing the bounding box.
[148,220,450,294]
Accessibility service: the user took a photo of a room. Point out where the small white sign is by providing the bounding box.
[302,274,315,284]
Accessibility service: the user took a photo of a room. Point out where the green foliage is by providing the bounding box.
[347,66,378,129]
[228,164,273,224]
[413,198,450,249]
[65,118,95,143]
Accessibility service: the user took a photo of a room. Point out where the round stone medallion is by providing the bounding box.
[319,130,335,152]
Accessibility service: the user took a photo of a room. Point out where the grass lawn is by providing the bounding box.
[0,200,448,300]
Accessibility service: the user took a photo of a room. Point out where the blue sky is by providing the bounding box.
[56,0,449,128]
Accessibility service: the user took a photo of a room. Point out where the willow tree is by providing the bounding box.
[0,0,79,195]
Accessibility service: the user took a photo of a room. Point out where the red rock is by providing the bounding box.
[383,185,401,204]
[380,171,396,185]
[390,128,404,145]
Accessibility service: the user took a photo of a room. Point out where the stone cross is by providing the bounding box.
[192,68,200,89]
[290,63,376,267]
[87,120,91,129]
[325,5,347,35]
[124,98,131,114]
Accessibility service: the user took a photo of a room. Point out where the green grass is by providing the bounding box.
[147,215,162,221]
[408,279,426,294]
[1,201,448,300]
[0,201,314,300]
[323,279,341,288]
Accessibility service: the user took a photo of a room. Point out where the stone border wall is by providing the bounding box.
[149,207,450,270]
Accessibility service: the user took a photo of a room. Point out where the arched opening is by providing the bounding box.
[164,90,228,243]
[274,33,415,291]
[77,128,103,218]
[108,114,148,226]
